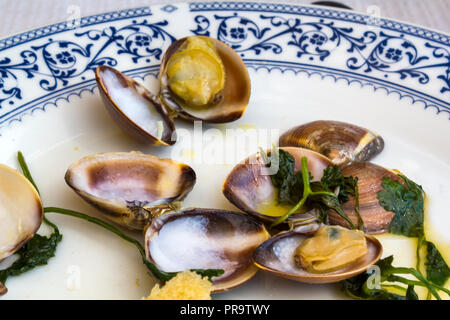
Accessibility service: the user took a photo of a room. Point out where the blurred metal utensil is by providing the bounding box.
[311,1,353,10]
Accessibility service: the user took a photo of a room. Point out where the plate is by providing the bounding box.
[0,1,449,300]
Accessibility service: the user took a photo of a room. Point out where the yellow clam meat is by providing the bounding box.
[294,225,368,273]
[166,36,226,108]
[159,36,251,123]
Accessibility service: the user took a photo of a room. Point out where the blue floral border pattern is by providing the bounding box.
[0,7,177,129]
[189,2,450,112]
[0,2,449,132]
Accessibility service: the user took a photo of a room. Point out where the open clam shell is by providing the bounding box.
[253,226,382,284]
[96,66,176,146]
[223,147,332,223]
[0,164,43,262]
[159,36,251,123]
[65,152,195,230]
[329,161,401,234]
[279,120,384,165]
[145,208,270,292]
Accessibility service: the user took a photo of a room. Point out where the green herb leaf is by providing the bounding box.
[377,172,450,293]
[406,285,419,300]
[0,152,63,295]
[191,268,225,281]
[342,255,450,300]
[44,207,224,283]
[309,191,355,229]
[318,166,363,229]
[425,241,450,286]
[0,224,62,285]
[267,150,356,228]
[321,165,358,204]
[17,151,40,195]
[269,149,303,205]
[377,175,424,238]
[342,263,407,300]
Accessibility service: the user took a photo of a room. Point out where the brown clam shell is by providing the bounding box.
[145,208,270,292]
[328,162,401,234]
[159,36,251,123]
[223,147,332,223]
[96,66,176,146]
[65,152,196,230]
[0,283,7,296]
[253,226,382,284]
[279,120,384,165]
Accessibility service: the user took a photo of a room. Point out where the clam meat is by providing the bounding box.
[279,120,384,165]
[253,224,382,284]
[95,36,251,146]
[294,225,368,273]
[159,36,251,123]
[65,152,196,230]
[145,208,270,292]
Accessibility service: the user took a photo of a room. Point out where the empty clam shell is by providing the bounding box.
[96,66,176,146]
[279,121,384,165]
[0,164,43,262]
[328,162,401,234]
[145,208,270,292]
[159,36,251,123]
[253,226,382,284]
[223,147,332,223]
[65,152,195,230]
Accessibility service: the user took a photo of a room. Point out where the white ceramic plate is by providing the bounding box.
[0,1,449,300]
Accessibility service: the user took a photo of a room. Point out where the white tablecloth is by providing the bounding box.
[0,0,448,38]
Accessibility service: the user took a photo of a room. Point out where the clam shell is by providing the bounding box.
[96,66,176,146]
[253,226,382,284]
[159,36,251,123]
[0,164,43,262]
[0,283,6,295]
[223,147,332,223]
[65,152,196,230]
[279,121,384,165]
[328,162,400,234]
[145,208,270,292]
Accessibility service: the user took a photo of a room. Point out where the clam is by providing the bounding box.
[65,152,195,230]
[253,224,382,284]
[223,147,332,224]
[0,164,43,261]
[279,121,384,165]
[96,66,176,146]
[159,36,251,123]
[95,36,251,146]
[145,208,270,292]
[0,164,43,294]
[328,162,401,234]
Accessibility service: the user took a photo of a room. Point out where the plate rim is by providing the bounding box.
[0,0,449,133]
[0,1,449,300]
[1,2,449,50]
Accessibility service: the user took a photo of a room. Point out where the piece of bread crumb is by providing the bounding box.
[143,270,213,300]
